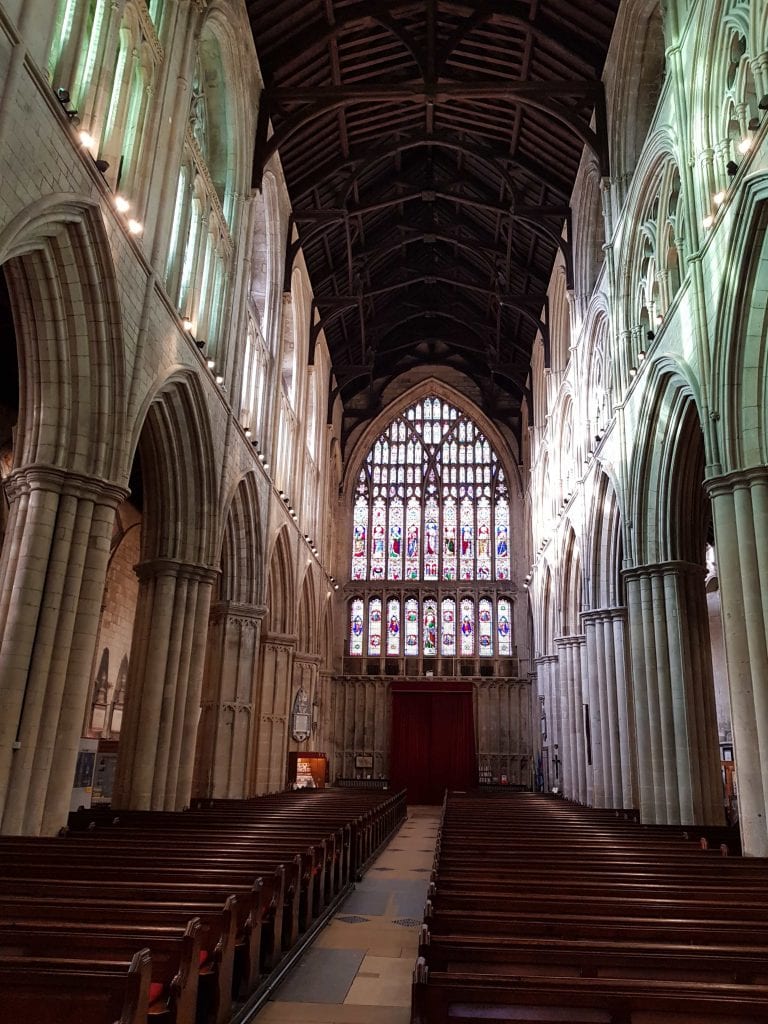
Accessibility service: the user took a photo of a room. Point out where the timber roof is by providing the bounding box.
[246,0,619,449]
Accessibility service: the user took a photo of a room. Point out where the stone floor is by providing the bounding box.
[253,806,440,1024]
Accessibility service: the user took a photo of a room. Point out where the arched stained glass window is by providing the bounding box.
[347,396,515,669]
[441,598,456,655]
[351,397,510,582]
[349,598,364,656]
[387,598,401,655]
[479,598,493,656]
[368,598,382,656]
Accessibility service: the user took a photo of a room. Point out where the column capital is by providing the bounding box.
[261,631,298,653]
[534,654,559,666]
[4,464,128,507]
[622,560,704,583]
[293,652,322,666]
[208,601,268,623]
[581,606,627,625]
[554,634,586,650]
[705,464,768,498]
[134,558,219,584]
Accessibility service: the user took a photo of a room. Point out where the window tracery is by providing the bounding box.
[347,397,515,666]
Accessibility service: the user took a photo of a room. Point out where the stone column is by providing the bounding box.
[624,562,722,825]
[534,654,560,791]
[0,467,126,834]
[193,601,267,799]
[555,637,581,801]
[112,558,217,811]
[252,634,296,794]
[583,607,635,811]
[707,467,768,856]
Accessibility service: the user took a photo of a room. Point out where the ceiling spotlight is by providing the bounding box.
[78,130,95,150]
[127,218,143,235]
[738,137,752,154]
[114,195,130,213]
[726,160,738,177]
[207,358,215,369]
[182,318,193,331]
[244,427,252,438]
[629,367,637,378]
[215,374,224,385]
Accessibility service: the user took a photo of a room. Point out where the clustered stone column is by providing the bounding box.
[707,467,768,856]
[193,601,267,799]
[555,636,588,803]
[0,467,126,834]
[113,558,217,811]
[252,634,296,794]
[624,561,722,825]
[583,608,634,810]
[534,654,560,791]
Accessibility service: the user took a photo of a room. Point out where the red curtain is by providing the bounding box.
[389,681,476,803]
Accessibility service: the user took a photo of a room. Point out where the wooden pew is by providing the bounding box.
[0,947,151,1024]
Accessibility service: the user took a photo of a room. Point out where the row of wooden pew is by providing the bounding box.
[412,792,768,1023]
[0,787,406,1024]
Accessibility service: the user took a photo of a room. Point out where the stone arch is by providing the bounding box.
[607,0,666,189]
[712,178,768,471]
[586,469,625,609]
[265,526,295,636]
[195,0,255,225]
[0,195,126,480]
[217,472,264,606]
[296,568,318,654]
[130,371,219,566]
[629,360,707,566]
[559,525,583,637]
[573,159,606,301]
[548,261,571,374]
[582,306,612,447]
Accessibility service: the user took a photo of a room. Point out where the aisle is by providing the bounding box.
[254,805,440,1024]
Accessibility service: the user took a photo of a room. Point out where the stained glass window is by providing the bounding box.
[349,598,364,656]
[497,598,512,656]
[368,598,382,656]
[387,598,401,655]
[460,597,474,656]
[441,598,456,655]
[405,598,419,656]
[347,396,514,666]
[423,599,438,656]
[479,598,493,656]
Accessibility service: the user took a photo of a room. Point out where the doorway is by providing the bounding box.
[389,681,476,804]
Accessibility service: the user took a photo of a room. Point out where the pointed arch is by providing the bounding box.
[132,371,219,566]
[586,469,625,609]
[296,568,318,653]
[265,526,295,635]
[559,525,583,636]
[0,195,126,481]
[218,472,264,605]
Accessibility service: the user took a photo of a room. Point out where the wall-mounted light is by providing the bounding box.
[738,137,752,155]
[127,218,143,236]
[207,358,215,369]
[629,367,637,378]
[713,190,726,207]
[726,160,739,177]
[114,195,130,213]
[215,374,224,385]
[702,214,714,229]
[244,427,252,438]
[78,130,95,150]
[182,317,193,331]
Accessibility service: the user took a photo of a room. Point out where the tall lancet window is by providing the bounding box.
[347,396,515,668]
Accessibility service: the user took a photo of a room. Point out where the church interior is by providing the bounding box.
[1,0,768,1020]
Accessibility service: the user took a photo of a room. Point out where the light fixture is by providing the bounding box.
[702,214,714,229]
[258,452,266,462]
[114,195,130,213]
[759,95,768,111]
[215,374,224,385]
[195,339,206,350]
[127,218,143,235]
[262,462,270,471]
[726,160,738,177]
[207,358,215,369]
[244,428,252,438]
[655,313,663,325]
[646,330,655,342]
[66,110,80,126]
[629,367,637,378]
[638,350,646,361]
[738,137,752,155]
[182,318,193,331]
[713,190,726,207]
[94,159,109,174]
[78,130,94,150]
[56,87,70,104]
